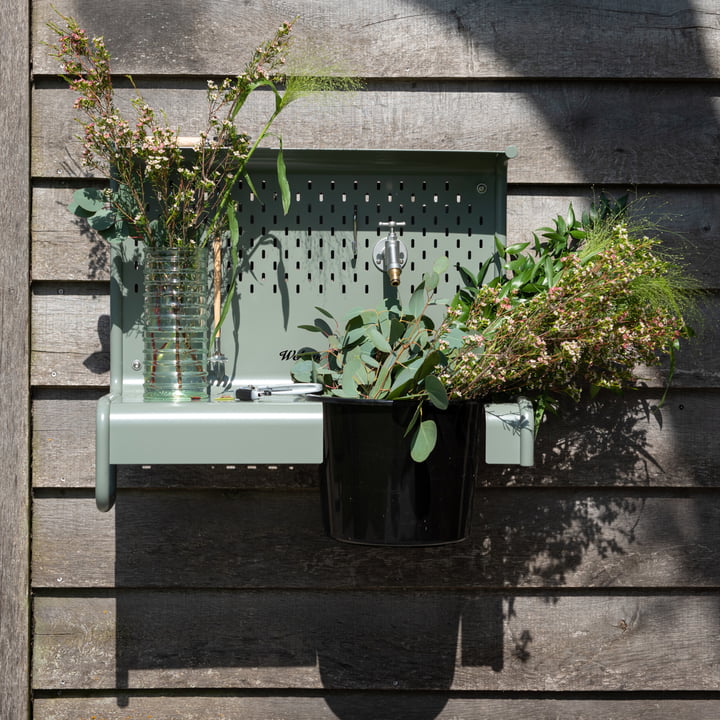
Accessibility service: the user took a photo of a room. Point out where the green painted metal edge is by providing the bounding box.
[108,398,323,465]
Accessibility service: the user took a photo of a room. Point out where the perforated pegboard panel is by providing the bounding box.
[111,148,514,394]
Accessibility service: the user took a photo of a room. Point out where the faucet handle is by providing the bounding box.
[378,220,406,230]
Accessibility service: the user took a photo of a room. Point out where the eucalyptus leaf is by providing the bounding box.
[424,374,449,410]
[88,209,116,231]
[315,306,335,320]
[67,203,94,219]
[442,326,466,349]
[341,358,362,395]
[345,326,367,345]
[367,326,393,353]
[408,284,426,318]
[314,318,333,335]
[389,318,405,346]
[378,310,391,339]
[404,403,422,438]
[410,420,437,463]
[433,255,450,275]
[360,352,381,369]
[298,324,325,333]
[413,349,445,383]
[360,309,381,325]
[291,358,314,382]
[370,350,400,397]
[423,270,440,291]
[331,386,359,399]
[387,356,424,398]
[70,187,105,213]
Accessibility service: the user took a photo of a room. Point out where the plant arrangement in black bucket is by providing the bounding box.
[292,198,698,547]
[293,256,476,546]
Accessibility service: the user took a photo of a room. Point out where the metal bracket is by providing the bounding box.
[484,396,534,466]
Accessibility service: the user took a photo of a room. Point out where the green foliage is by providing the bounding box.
[443,195,698,426]
[294,196,698,457]
[292,257,450,462]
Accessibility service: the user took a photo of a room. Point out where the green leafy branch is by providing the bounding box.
[292,257,452,461]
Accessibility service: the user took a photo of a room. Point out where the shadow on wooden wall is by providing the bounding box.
[30,1,720,718]
[107,397,667,716]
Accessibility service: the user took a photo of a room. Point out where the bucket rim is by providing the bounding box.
[307,394,482,408]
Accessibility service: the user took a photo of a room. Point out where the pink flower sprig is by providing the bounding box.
[48,13,297,248]
[441,216,695,412]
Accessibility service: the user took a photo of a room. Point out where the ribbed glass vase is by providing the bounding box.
[142,245,209,401]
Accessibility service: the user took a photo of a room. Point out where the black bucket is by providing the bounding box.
[315,397,482,546]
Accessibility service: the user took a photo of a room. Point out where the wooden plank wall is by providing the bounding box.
[30,1,720,718]
[1,0,30,718]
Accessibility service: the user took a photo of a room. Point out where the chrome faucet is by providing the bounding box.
[373,221,408,286]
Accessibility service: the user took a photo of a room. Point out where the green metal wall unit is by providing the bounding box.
[96,147,531,511]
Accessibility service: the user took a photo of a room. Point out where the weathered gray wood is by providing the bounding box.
[30,390,720,489]
[32,591,720,690]
[32,183,109,282]
[33,0,720,80]
[31,695,720,720]
[31,491,720,589]
[32,184,720,285]
[32,82,720,185]
[29,284,720,388]
[1,0,31,717]
[31,284,109,386]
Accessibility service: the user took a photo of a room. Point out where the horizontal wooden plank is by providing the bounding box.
[31,390,720,489]
[33,0,720,79]
[29,281,720,388]
[32,695,720,720]
[31,284,109,386]
[32,183,109,282]
[32,591,720,690]
[32,184,720,286]
[31,490,720,589]
[31,82,720,185]
[38,694,720,720]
